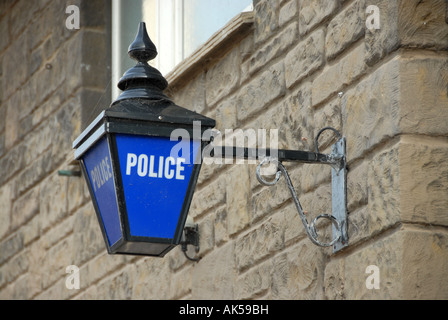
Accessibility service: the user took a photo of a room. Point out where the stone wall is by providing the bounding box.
[0,0,111,299]
[0,0,447,300]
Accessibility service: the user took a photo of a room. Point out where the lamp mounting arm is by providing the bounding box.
[208,127,348,253]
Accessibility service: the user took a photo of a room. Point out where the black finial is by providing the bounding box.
[128,22,158,62]
[113,22,168,103]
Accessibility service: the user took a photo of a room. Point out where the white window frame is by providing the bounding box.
[112,0,253,100]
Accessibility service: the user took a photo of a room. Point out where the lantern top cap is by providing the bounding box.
[128,22,158,62]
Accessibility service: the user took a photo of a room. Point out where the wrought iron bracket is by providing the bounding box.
[209,127,348,253]
[181,221,201,262]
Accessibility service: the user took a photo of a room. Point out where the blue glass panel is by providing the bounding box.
[83,137,122,246]
[116,134,200,239]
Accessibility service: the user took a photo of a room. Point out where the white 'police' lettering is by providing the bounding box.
[90,156,113,192]
[126,153,185,180]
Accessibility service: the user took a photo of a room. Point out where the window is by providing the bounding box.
[112,0,253,100]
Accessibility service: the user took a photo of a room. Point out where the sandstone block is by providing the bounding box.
[367,144,402,234]
[242,21,298,81]
[343,227,448,299]
[398,53,448,136]
[324,257,345,300]
[254,0,279,44]
[342,57,401,161]
[398,136,448,226]
[226,165,251,236]
[189,174,226,218]
[279,0,298,27]
[169,72,206,114]
[192,242,235,299]
[237,61,285,122]
[236,260,272,299]
[364,0,400,66]
[343,53,448,161]
[11,187,39,229]
[0,232,23,266]
[326,0,365,60]
[312,43,366,107]
[0,184,11,240]
[235,213,284,271]
[132,257,171,299]
[298,0,338,36]
[285,29,324,88]
[205,49,240,107]
[271,240,325,299]
[39,173,68,232]
[214,206,228,246]
[398,0,448,50]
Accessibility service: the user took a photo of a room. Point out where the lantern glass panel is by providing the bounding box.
[115,134,201,239]
[83,136,122,247]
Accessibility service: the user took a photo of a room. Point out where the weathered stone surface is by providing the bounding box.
[279,0,298,27]
[169,72,206,114]
[235,212,285,271]
[0,232,23,266]
[236,260,272,299]
[39,173,68,232]
[189,174,226,218]
[257,82,314,150]
[398,136,448,226]
[364,0,400,66]
[343,227,448,299]
[72,202,104,264]
[366,0,448,66]
[0,184,11,240]
[367,143,402,235]
[343,229,403,299]
[192,242,235,299]
[398,0,448,50]
[326,0,365,60]
[271,240,325,299]
[226,165,251,236]
[285,29,324,88]
[312,44,366,107]
[401,227,448,299]
[11,187,39,229]
[205,48,240,107]
[324,257,345,300]
[298,0,339,36]
[214,205,228,246]
[346,161,368,212]
[254,0,279,44]
[96,266,135,300]
[342,57,400,161]
[344,53,448,161]
[132,258,171,299]
[215,94,237,131]
[242,21,298,81]
[398,54,448,136]
[237,61,285,122]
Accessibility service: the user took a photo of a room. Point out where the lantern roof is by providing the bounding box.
[73,22,215,152]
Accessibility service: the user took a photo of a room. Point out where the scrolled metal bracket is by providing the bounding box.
[256,131,348,253]
[209,127,348,253]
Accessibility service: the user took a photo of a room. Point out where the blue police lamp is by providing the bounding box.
[72,23,215,257]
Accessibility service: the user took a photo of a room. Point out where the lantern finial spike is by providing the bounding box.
[128,22,157,62]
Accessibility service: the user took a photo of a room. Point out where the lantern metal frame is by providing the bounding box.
[72,22,215,257]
